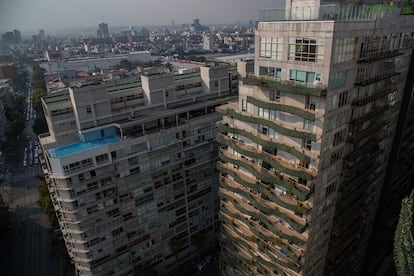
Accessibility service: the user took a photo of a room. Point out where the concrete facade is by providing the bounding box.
[217,1,414,275]
[40,65,238,275]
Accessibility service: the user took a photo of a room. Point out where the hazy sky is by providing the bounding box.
[0,0,283,34]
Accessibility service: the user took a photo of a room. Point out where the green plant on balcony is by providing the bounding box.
[218,123,311,163]
[218,134,313,180]
[218,152,311,201]
[243,76,325,97]
[247,96,316,121]
[219,165,309,216]
[226,109,317,141]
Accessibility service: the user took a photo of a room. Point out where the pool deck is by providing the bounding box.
[48,136,121,158]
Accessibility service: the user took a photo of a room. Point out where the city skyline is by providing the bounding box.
[0,0,282,34]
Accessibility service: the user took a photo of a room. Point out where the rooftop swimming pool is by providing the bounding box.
[48,136,121,158]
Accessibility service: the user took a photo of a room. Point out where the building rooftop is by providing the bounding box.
[259,4,401,22]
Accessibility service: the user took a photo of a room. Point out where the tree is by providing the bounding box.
[169,237,183,260]
[191,232,205,259]
[33,113,48,135]
[118,59,132,70]
[37,179,57,225]
[393,197,414,276]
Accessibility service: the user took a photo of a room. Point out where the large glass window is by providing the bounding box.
[259,66,281,80]
[289,37,324,62]
[290,70,321,86]
[334,37,355,64]
[330,71,348,90]
[260,37,283,60]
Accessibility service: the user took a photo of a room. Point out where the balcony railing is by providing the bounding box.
[218,134,316,180]
[347,121,386,144]
[355,71,399,86]
[217,162,311,215]
[349,105,389,125]
[259,4,400,22]
[247,96,316,121]
[219,151,312,201]
[351,86,394,106]
[218,123,312,164]
[358,49,402,64]
[226,108,317,141]
[220,178,307,233]
[244,74,327,97]
[219,198,306,249]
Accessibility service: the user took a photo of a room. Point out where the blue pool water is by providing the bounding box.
[48,136,121,158]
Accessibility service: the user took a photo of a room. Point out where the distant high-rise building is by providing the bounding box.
[1,32,14,44]
[97,23,110,39]
[217,0,414,275]
[40,65,239,275]
[13,29,21,44]
[39,29,46,41]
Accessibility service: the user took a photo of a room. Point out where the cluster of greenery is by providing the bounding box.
[31,63,48,135]
[2,94,25,150]
[37,178,57,225]
[393,197,414,276]
[401,0,414,14]
[13,71,29,89]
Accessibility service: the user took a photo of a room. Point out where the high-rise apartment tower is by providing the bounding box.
[40,65,238,275]
[217,0,414,275]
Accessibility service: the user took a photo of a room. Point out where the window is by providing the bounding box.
[289,37,324,62]
[269,110,279,121]
[325,182,337,197]
[269,90,281,102]
[96,153,109,164]
[259,67,281,80]
[338,91,349,107]
[260,37,283,60]
[330,71,348,90]
[302,139,312,151]
[86,106,92,114]
[290,70,321,86]
[330,150,342,165]
[241,99,247,112]
[305,96,316,110]
[303,119,314,131]
[334,37,355,63]
[333,129,346,146]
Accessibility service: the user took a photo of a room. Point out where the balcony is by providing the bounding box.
[351,86,394,106]
[244,74,326,97]
[247,96,316,121]
[218,134,316,180]
[219,191,307,246]
[347,121,386,144]
[349,105,389,125]
[217,162,312,215]
[220,178,308,233]
[358,49,402,64]
[219,150,312,201]
[354,70,399,86]
[221,209,299,272]
[226,108,317,141]
[218,123,313,163]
